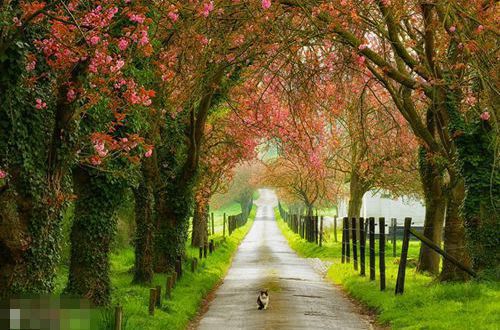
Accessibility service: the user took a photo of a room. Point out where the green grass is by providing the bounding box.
[207,201,242,234]
[111,206,256,330]
[275,209,500,330]
[56,206,256,330]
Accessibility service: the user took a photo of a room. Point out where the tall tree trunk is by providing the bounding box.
[191,199,208,248]
[65,167,124,306]
[347,170,366,219]
[133,159,156,284]
[440,175,471,281]
[348,170,368,243]
[456,121,499,275]
[153,181,191,273]
[417,148,446,275]
[0,188,65,298]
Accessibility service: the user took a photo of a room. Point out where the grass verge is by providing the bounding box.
[275,209,500,330]
[55,206,256,329]
[110,205,256,330]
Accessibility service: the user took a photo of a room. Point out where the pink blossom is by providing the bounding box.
[26,60,36,72]
[67,89,76,102]
[262,0,271,9]
[201,1,214,17]
[35,98,47,109]
[118,38,129,51]
[144,149,153,158]
[449,25,456,33]
[357,55,366,65]
[121,137,128,143]
[477,25,484,33]
[199,35,209,45]
[138,30,149,46]
[0,169,6,179]
[168,11,179,22]
[358,44,367,51]
[480,111,490,121]
[94,141,108,157]
[129,14,145,24]
[89,35,100,45]
[111,59,125,72]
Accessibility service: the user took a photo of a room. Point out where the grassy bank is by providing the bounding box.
[56,206,256,329]
[275,209,500,329]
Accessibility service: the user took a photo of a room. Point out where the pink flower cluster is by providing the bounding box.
[168,5,179,22]
[262,0,271,9]
[480,111,490,121]
[129,13,145,24]
[94,140,108,157]
[35,98,47,109]
[0,169,6,179]
[201,1,214,17]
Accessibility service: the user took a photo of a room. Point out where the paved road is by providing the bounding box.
[197,189,370,330]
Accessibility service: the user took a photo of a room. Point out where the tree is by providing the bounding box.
[275,0,498,279]
[0,0,153,299]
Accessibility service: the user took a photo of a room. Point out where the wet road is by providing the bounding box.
[197,189,370,330]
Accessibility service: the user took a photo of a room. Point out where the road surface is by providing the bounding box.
[197,189,371,330]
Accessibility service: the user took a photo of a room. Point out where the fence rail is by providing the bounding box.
[227,198,253,236]
[278,202,475,296]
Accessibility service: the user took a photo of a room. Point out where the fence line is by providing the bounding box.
[278,202,475,296]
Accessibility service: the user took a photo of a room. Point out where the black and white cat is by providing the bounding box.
[257,290,269,310]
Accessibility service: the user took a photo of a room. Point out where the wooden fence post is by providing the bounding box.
[191,258,197,272]
[149,288,156,315]
[352,218,358,271]
[316,216,319,244]
[204,243,208,258]
[379,217,386,291]
[344,217,350,263]
[199,246,203,259]
[334,216,338,242]
[211,212,215,235]
[175,256,182,278]
[209,239,214,254]
[395,217,411,295]
[392,218,397,257]
[172,271,177,287]
[341,217,346,263]
[223,213,226,237]
[114,305,122,330]
[369,217,375,281]
[165,275,172,299]
[359,217,366,276]
[319,216,324,247]
[155,285,162,308]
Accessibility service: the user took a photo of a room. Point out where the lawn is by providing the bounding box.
[55,206,256,329]
[275,208,500,330]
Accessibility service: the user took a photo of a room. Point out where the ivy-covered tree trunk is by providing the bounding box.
[417,151,446,275]
[191,200,208,248]
[133,160,156,284]
[65,167,124,306]
[0,56,73,297]
[0,188,65,298]
[440,175,471,281]
[154,190,190,273]
[456,122,499,275]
